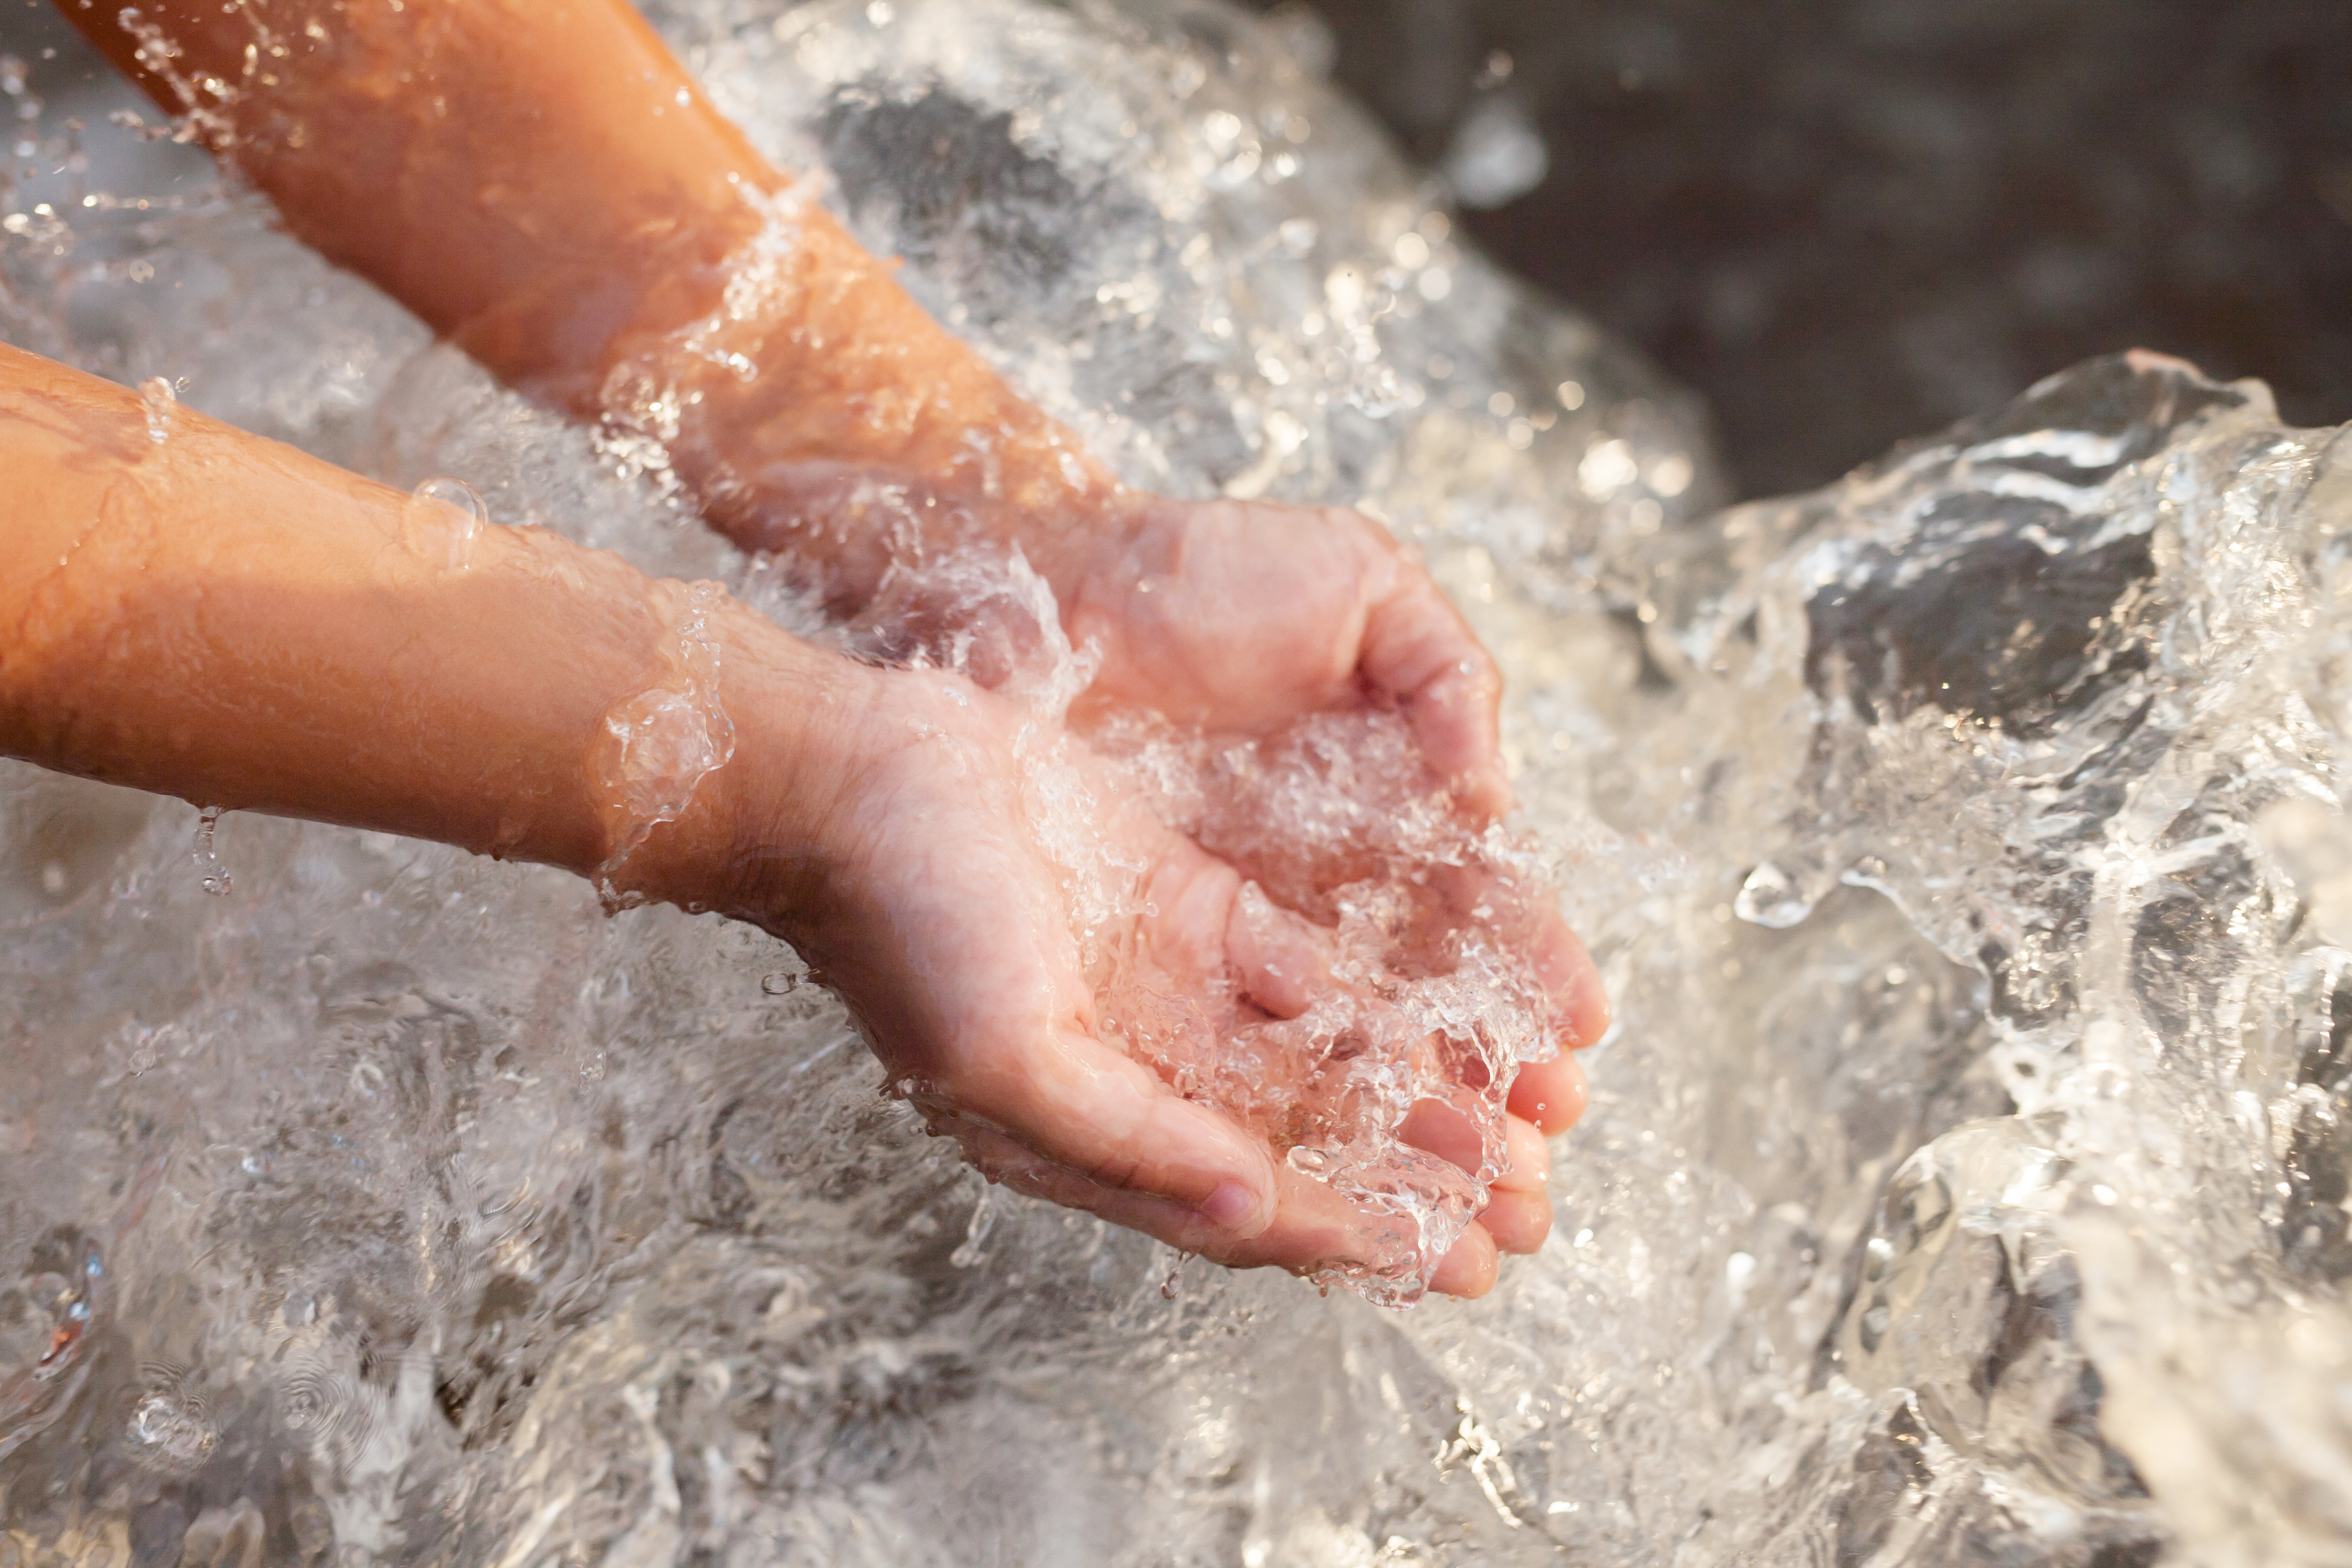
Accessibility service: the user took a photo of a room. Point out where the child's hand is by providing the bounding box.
[720,659,1598,1297]
[28,0,1608,1296]
[1065,497,1514,818]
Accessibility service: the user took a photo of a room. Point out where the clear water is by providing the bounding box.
[4,2,2349,1564]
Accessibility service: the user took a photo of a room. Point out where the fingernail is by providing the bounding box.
[1196,1178,1261,1230]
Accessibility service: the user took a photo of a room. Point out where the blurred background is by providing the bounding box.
[1248,0,2352,495]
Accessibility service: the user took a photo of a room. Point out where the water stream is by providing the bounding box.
[4,2,2349,1563]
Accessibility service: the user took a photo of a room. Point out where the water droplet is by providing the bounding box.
[760,971,804,997]
[1443,97,1549,210]
[1286,1146,1331,1174]
[139,376,175,444]
[949,1183,996,1268]
[405,477,487,570]
[1732,862,1812,928]
[1160,1252,1187,1300]
[192,807,232,896]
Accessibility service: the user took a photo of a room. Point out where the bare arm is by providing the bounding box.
[3,339,1561,1293]
[10,335,1604,1297]
[57,0,1527,817]
[0,338,844,899]
[59,0,1105,603]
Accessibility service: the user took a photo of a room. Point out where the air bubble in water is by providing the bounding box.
[138,377,174,444]
[192,807,231,896]
[404,477,488,571]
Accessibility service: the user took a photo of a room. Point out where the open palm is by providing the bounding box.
[757,659,1591,1297]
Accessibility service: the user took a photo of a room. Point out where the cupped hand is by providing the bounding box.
[1062,496,1514,819]
[734,657,1597,1298]
[1053,494,1605,1081]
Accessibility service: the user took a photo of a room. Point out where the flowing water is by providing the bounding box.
[4,1,2351,1563]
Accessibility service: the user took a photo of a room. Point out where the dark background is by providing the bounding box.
[1259,0,2352,496]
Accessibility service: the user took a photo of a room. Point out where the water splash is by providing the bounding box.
[593,579,738,904]
[33,3,2352,1567]
[853,540,1562,1300]
[1731,859,1811,927]
[948,1182,997,1269]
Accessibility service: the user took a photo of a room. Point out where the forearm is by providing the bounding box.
[59,0,1113,604]
[64,0,767,395]
[642,210,1118,602]
[0,342,844,907]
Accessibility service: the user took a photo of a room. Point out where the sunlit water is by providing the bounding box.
[5,2,2351,1563]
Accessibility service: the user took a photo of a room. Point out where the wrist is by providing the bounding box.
[608,206,1131,604]
[1053,493,1187,705]
[596,598,871,941]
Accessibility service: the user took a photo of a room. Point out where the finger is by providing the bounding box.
[1507,1051,1589,1137]
[1475,1187,1553,1255]
[1490,1113,1551,1192]
[1423,862,1608,1047]
[957,1129,1266,1256]
[952,1122,1458,1285]
[1544,918,1611,1050]
[1398,1096,1486,1178]
[947,1027,1278,1236]
[1222,879,1334,1020]
[1429,1221,1500,1298]
[1351,522,1511,818]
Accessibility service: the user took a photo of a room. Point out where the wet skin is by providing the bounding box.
[0,353,1602,1291]
[56,0,1518,813]
[21,0,1612,1294]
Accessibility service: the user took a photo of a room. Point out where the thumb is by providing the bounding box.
[939,1028,1278,1237]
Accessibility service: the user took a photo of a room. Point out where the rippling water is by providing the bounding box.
[5,3,2350,1564]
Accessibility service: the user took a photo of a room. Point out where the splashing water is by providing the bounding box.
[6,2,2351,1566]
[592,578,739,906]
[850,541,1563,1300]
